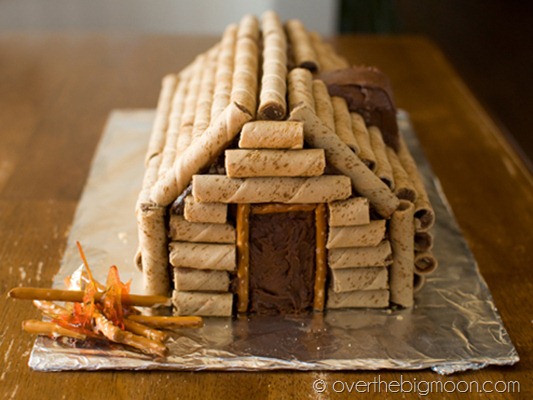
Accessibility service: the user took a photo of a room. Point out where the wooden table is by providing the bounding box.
[0,34,531,399]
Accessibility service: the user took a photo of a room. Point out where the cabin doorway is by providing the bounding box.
[236,204,326,315]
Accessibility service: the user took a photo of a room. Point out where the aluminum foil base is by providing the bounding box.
[29,109,519,374]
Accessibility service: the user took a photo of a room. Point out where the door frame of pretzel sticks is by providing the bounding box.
[235,203,327,314]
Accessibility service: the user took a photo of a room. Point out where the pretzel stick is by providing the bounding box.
[258,11,287,120]
[22,320,87,340]
[123,319,168,342]
[33,300,69,318]
[94,310,167,357]
[9,287,171,307]
[126,315,203,329]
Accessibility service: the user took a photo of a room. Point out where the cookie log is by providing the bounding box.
[328,197,370,226]
[172,291,233,317]
[192,175,351,204]
[136,154,170,296]
[238,120,304,149]
[386,146,417,202]
[168,214,235,243]
[397,136,435,231]
[225,149,325,178]
[285,19,319,71]
[328,241,393,269]
[389,200,415,307]
[326,220,387,249]
[258,11,287,120]
[330,267,389,293]
[369,126,394,189]
[173,268,230,292]
[327,289,390,309]
[169,242,236,271]
[414,251,438,275]
[183,195,227,224]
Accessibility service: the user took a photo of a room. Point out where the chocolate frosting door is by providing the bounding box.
[248,209,316,314]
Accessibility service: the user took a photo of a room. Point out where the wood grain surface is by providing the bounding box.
[0,34,531,399]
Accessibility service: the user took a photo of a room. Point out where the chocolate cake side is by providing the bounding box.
[135,11,437,317]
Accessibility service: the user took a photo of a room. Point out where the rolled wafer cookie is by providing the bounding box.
[211,24,238,121]
[328,197,370,226]
[326,220,387,249]
[169,242,236,271]
[351,112,377,170]
[414,231,433,252]
[191,47,219,138]
[386,146,417,202]
[413,273,425,293]
[145,74,178,164]
[225,149,326,178]
[389,200,415,308]
[397,136,435,231]
[184,195,227,224]
[238,120,304,149]
[150,101,252,206]
[157,69,191,178]
[136,154,170,296]
[287,67,315,111]
[331,96,360,153]
[414,251,438,275]
[330,267,389,293]
[369,126,394,189]
[230,14,260,116]
[288,69,399,218]
[168,214,235,243]
[285,19,319,71]
[174,268,230,292]
[192,174,351,204]
[175,53,206,155]
[327,289,390,309]
[313,80,335,131]
[328,240,393,269]
[172,291,233,317]
[258,11,287,120]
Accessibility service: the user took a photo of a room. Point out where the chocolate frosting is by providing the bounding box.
[319,66,399,150]
[249,210,316,314]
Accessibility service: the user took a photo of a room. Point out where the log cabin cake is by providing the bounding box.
[135,12,437,317]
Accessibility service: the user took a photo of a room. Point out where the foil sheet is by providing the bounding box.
[29,109,519,374]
